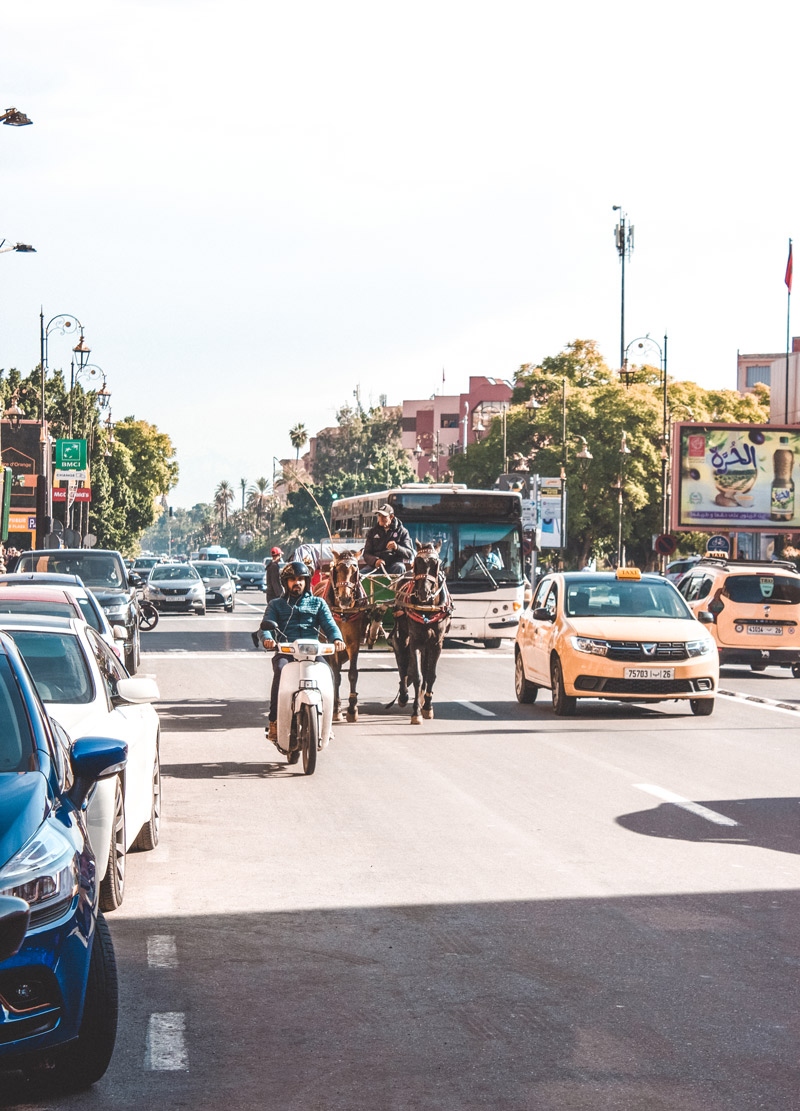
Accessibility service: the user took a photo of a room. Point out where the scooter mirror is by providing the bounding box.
[262,619,279,632]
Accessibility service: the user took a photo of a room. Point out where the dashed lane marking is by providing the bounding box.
[634,783,739,827]
[718,689,800,716]
[147,935,178,969]
[459,700,496,717]
[145,1012,188,1070]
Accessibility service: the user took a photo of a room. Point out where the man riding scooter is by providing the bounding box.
[259,561,344,744]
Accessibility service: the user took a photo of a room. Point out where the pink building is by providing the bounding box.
[737,338,800,424]
[401,376,513,480]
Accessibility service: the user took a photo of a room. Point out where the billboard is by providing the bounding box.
[672,423,800,532]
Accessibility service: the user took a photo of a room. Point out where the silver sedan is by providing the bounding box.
[145,563,206,615]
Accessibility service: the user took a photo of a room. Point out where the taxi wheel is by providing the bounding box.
[690,698,715,716]
[514,650,538,704]
[550,657,576,716]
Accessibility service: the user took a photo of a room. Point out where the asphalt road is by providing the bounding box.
[5,596,800,1110]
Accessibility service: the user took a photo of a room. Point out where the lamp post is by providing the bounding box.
[69,361,108,439]
[0,240,36,255]
[39,313,85,514]
[624,333,670,563]
[614,430,632,567]
[1,107,33,127]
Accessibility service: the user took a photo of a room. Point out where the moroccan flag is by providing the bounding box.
[786,241,793,293]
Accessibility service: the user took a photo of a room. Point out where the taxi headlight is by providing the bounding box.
[686,638,715,657]
[570,636,609,656]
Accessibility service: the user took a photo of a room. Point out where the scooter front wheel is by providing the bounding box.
[300,704,318,776]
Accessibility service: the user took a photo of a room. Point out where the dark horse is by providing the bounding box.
[391,540,452,725]
[314,550,368,723]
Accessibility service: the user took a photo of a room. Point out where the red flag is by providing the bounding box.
[786,242,793,293]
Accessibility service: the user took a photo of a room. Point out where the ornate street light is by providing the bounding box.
[4,392,23,430]
[1,107,33,127]
[0,240,36,254]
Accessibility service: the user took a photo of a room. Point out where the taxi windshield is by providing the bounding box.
[565,579,692,619]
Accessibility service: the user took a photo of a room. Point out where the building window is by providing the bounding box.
[401,416,417,432]
[440,413,459,429]
[746,365,771,387]
[471,400,508,430]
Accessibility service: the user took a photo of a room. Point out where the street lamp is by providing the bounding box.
[614,430,632,567]
[624,333,670,560]
[1,107,33,127]
[4,393,23,430]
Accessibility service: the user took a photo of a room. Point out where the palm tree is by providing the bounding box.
[239,477,248,514]
[248,476,270,530]
[289,422,308,461]
[214,480,234,527]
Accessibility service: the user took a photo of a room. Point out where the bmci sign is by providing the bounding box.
[55,439,87,471]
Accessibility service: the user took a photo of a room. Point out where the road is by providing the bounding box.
[5,596,800,1110]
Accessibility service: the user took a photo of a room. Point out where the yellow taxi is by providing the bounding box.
[514,568,719,716]
[676,556,800,677]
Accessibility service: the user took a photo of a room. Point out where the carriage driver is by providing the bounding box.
[363,503,413,575]
[259,560,345,744]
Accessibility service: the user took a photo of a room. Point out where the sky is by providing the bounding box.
[2,1,799,508]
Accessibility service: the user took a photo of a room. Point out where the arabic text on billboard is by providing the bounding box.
[674,424,800,531]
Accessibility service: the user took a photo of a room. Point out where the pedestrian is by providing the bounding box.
[266,547,284,602]
[362,504,412,574]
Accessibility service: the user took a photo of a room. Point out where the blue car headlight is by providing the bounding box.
[0,824,78,912]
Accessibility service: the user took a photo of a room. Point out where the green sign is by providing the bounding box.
[55,439,87,471]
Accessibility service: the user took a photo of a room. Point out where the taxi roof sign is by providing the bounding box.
[615,567,642,580]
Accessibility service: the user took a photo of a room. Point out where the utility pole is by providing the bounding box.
[613,207,634,373]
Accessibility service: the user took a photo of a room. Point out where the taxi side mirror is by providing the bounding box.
[533,607,553,622]
[697,610,715,624]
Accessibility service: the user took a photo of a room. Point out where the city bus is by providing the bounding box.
[329,484,524,646]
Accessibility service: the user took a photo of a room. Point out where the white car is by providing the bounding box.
[0,572,128,662]
[0,614,161,911]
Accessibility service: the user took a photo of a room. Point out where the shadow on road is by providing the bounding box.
[161,760,298,780]
[617,797,800,856]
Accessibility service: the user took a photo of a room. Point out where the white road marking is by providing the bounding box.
[146,1012,188,1070]
[718,690,800,716]
[147,935,178,969]
[634,783,739,827]
[459,700,496,717]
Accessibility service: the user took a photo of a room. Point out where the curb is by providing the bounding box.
[718,688,800,714]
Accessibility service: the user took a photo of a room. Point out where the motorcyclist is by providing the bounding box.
[265,546,284,603]
[259,560,344,744]
[362,503,413,574]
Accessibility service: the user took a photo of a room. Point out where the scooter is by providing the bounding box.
[262,620,335,775]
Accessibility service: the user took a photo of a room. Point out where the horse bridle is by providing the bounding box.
[330,557,365,616]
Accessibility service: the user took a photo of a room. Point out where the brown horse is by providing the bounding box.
[391,540,452,724]
[315,550,368,723]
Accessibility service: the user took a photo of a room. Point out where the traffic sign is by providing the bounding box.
[54,469,88,482]
[55,439,87,471]
[654,533,677,556]
[706,534,731,555]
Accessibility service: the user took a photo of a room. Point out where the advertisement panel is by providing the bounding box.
[538,477,565,548]
[672,423,800,532]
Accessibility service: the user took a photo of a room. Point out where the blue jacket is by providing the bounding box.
[260,592,342,644]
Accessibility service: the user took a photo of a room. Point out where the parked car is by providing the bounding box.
[236,561,267,590]
[145,563,206,615]
[0,573,127,662]
[0,629,128,1086]
[514,567,718,716]
[677,556,800,675]
[191,561,236,611]
[0,615,161,911]
[15,549,141,674]
[665,555,701,584]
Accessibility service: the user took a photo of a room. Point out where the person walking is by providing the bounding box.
[265,546,284,602]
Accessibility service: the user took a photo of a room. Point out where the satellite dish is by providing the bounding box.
[83,532,97,549]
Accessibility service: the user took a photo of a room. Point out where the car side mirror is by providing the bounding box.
[697,610,715,624]
[112,624,127,641]
[113,676,160,705]
[129,573,142,587]
[0,896,30,962]
[68,737,128,810]
[533,607,553,622]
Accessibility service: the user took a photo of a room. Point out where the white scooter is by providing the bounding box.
[263,620,335,775]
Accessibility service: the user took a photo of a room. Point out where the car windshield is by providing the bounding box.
[723,574,800,605]
[0,598,77,619]
[74,595,103,631]
[18,552,124,589]
[134,559,158,568]
[238,563,263,573]
[192,563,229,580]
[10,631,94,704]
[0,654,35,773]
[150,565,200,582]
[564,579,692,619]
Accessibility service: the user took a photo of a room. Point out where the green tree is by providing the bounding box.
[289,423,308,461]
[215,480,234,527]
[92,418,178,550]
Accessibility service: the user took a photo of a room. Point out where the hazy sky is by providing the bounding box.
[3,2,798,506]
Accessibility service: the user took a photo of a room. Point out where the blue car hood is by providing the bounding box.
[0,773,50,871]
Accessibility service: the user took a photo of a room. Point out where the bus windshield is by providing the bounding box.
[403,522,522,584]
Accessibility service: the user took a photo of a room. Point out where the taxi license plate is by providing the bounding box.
[624,667,674,680]
[748,625,782,635]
